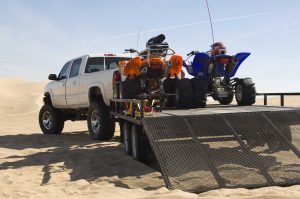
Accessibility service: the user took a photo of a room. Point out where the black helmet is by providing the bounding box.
[146,34,166,47]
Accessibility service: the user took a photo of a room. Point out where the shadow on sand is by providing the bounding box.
[0,131,164,190]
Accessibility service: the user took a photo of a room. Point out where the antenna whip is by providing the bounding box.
[205,0,215,44]
[137,26,143,50]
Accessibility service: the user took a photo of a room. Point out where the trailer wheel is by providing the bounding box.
[39,105,64,134]
[163,77,177,107]
[191,78,208,108]
[131,125,149,162]
[121,78,140,99]
[119,119,124,143]
[122,121,132,155]
[218,91,234,105]
[235,78,256,106]
[87,101,115,141]
[175,79,193,109]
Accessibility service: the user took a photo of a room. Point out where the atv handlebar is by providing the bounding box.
[125,49,138,53]
[187,51,199,56]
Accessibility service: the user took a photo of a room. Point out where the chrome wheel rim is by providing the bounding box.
[42,111,53,130]
[91,110,100,133]
[236,84,243,101]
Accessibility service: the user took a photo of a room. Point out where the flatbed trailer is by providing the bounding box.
[110,99,300,193]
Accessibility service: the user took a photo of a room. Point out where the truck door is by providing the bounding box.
[66,58,82,107]
[51,62,70,108]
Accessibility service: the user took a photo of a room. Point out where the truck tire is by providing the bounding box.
[191,78,208,108]
[218,90,234,105]
[131,125,149,162]
[39,105,64,134]
[87,101,115,141]
[175,79,193,109]
[122,121,132,155]
[235,78,256,106]
[121,78,140,99]
[163,77,177,107]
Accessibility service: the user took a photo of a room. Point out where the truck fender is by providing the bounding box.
[44,89,54,106]
[87,82,110,106]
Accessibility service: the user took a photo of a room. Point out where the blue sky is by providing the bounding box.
[0,0,299,92]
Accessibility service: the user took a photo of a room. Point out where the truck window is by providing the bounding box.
[85,57,104,73]
[105,57,131,70]
[58,62,70,80]
[69,58,82,78]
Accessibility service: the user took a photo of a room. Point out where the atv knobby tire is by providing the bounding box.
[235,78,256,106]
[87,101,115,140]
[121,78,140,99]
[191,78,208,108]
[175,79,193,109]
[163,77,177,107]
[218,90,234,105]
[39,104,64,134]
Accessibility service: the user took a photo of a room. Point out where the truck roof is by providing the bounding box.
[87,53,132,58]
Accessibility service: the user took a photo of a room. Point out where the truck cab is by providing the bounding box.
[39,53,131,139]
[45,54,131,109]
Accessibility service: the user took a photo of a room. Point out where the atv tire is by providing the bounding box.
[87,101,115,140]
[175,79,193,109]
[163,77,177,107]
[191,78,208,108]
[235,78,256,106]
[218,90,234,105]
[121,78,140,99]
[39,105,64,134]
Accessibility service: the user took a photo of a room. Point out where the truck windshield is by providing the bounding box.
[105,57,131,70]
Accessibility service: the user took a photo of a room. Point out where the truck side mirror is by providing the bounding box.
[48,74,58,80]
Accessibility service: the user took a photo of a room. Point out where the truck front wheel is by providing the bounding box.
[39,105,64,134]
[87,101,115,141]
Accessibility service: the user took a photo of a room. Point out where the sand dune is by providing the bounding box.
[0,78,300,199]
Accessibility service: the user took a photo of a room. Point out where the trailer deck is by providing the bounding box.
[110,102,300,192]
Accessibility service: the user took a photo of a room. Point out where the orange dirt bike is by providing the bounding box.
[112,34,194,109]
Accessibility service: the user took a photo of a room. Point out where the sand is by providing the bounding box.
[0,78,300,199]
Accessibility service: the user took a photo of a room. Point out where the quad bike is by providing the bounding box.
[183,42,256,107]
[112,34,193,110]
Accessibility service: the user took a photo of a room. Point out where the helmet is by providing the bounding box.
[210,42,227,56]
[146,34,166,47]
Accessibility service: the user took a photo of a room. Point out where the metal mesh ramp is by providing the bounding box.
[142,107,300,193]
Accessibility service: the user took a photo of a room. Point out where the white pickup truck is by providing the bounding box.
[39,53,131,140]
